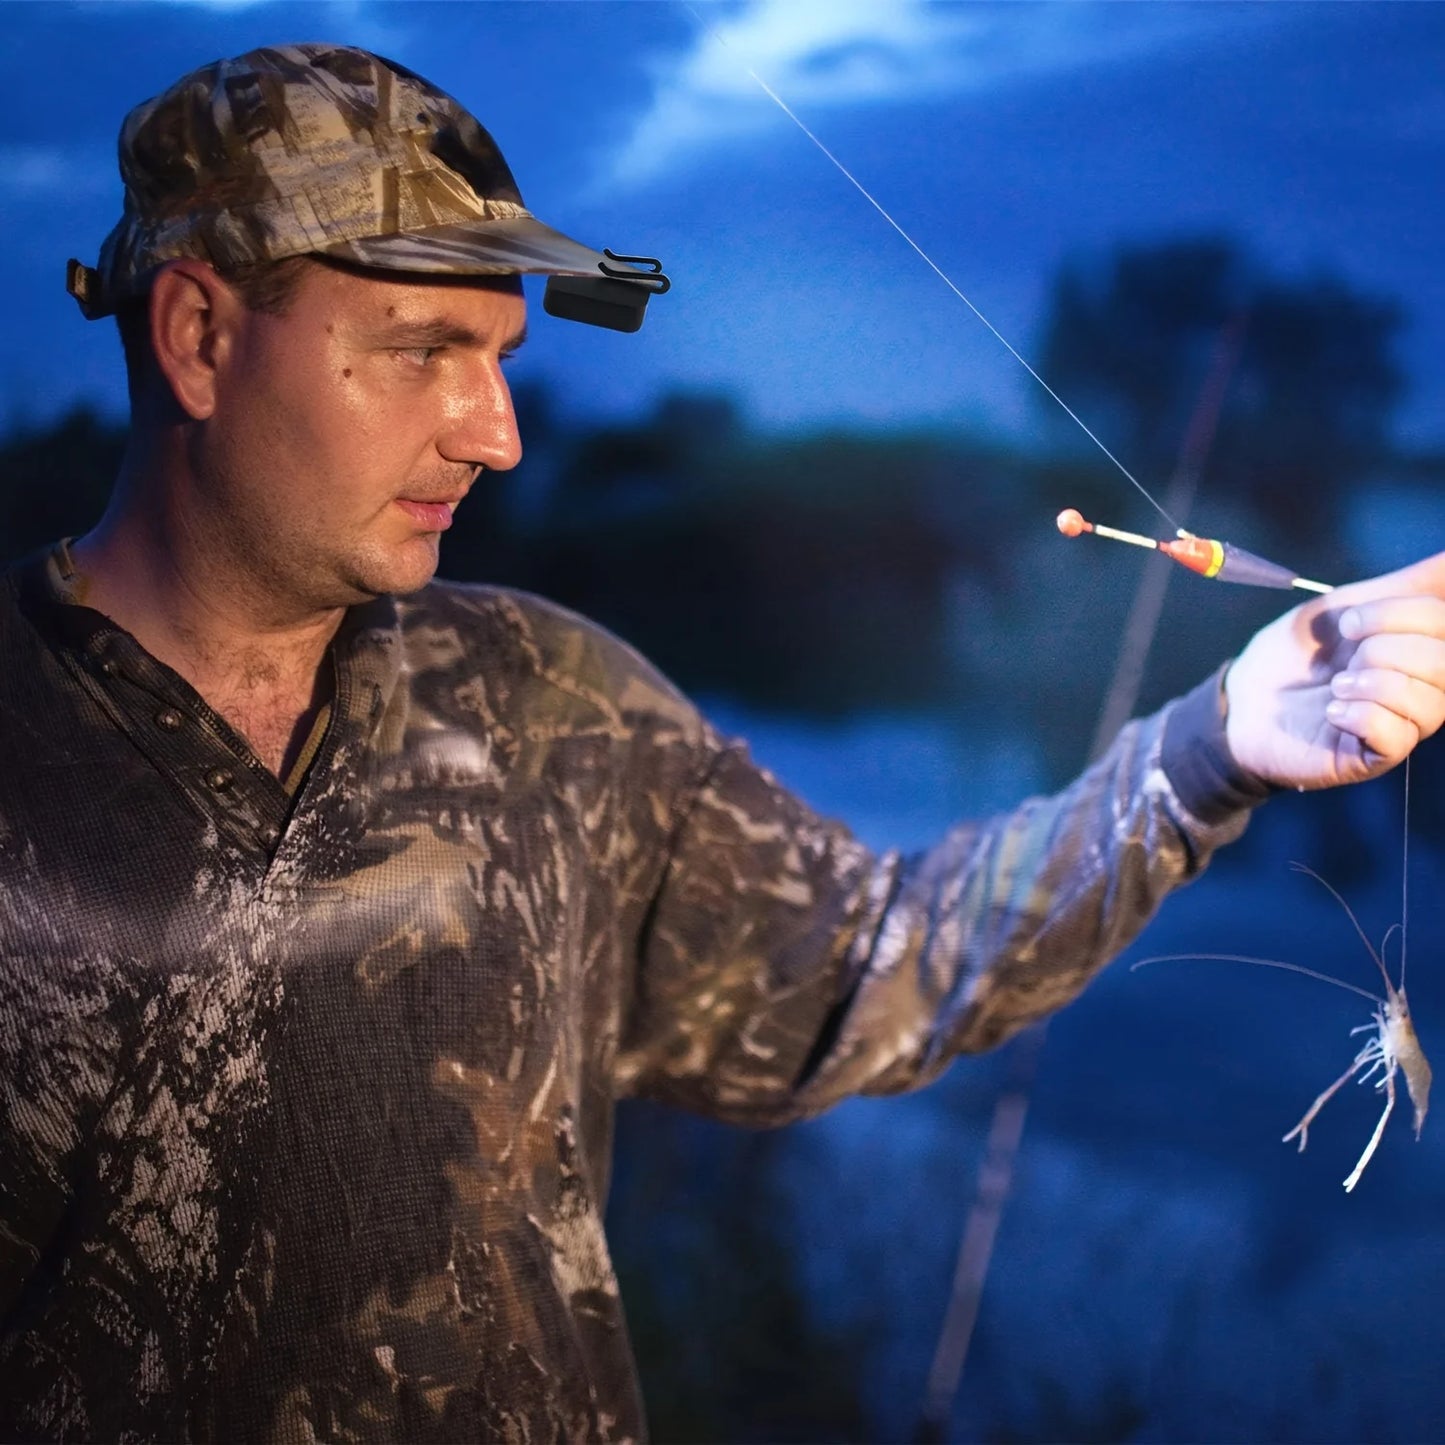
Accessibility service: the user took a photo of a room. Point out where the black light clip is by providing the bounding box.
[544,249,671,333]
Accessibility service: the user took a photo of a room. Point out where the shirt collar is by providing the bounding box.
[11,539,404,740]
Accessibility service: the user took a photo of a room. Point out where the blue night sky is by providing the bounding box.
[2,0,1444,455]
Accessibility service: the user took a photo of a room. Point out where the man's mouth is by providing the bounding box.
[394,497,460,531]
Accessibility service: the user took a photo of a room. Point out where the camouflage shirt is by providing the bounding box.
[0,545,1259,1442]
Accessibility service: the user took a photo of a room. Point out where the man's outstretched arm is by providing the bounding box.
[616,549,1445,1127]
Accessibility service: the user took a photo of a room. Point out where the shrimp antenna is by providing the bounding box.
[1380,922,1403,976]
[1287,862,1394,994]
[1130,952,1381,1003]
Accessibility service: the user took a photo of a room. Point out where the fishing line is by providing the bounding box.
[682,2,1184,534]
[1401,752,1411,989]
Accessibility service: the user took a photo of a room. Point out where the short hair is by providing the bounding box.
[115,254,316,395]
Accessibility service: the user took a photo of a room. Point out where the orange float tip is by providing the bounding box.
[1056,508,1089,537]
[1159,535,1226,579]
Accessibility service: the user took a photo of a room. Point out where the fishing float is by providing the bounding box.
[1056,508,1333,595]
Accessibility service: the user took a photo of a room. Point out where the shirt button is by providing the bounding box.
[155,708,183,731]
[99,659,119,678]
[258,825,281,849]
[204,767,235,793]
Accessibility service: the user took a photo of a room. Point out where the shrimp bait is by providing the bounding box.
[1133,863,1431,1192]
[1282,978,1430,1192]
[1277,866,1430,1192]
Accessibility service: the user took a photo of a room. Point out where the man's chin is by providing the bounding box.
[343,536,442,600]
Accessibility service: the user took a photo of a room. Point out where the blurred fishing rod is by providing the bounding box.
[914,319,1247,1444]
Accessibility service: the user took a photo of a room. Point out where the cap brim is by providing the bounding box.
[319,215,610,278]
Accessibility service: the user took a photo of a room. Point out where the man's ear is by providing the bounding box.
[148,260,243,421]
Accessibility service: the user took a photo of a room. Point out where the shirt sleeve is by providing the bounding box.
[614,668,1267,1126]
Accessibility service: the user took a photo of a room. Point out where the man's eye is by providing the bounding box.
[396,346,442,366]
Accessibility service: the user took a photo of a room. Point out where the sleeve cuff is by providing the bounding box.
[1161,663,1280,825]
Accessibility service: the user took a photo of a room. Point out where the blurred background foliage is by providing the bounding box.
[4,232,1443,1441]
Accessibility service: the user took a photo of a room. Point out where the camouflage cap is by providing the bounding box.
[67,43,612,320]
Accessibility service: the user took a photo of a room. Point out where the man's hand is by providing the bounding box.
[1225,550,1445,790]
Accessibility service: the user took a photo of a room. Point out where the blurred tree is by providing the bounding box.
[1232,276,1405,548]
[1038,236,1405,555]
[0,405,125,563]
[1040,235,1248,470]
[449,397,994,719]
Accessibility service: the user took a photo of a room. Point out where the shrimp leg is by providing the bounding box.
[1283,1057,1369,1153]
[1343,1070,1397,1193]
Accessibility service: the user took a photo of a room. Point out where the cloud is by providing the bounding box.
[0,145,116,199]
[599,0,1274,194]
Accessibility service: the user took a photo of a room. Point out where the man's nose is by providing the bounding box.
[437,358,523,473]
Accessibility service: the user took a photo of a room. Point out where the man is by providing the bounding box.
[0,41,1441,1445]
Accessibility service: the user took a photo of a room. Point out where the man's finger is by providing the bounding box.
[1330,668,1445,739]
[1341,633,1445,692]
[1338,594,1445,646]
[1324,698,1422,767]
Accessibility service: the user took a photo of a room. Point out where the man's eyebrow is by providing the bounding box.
[375,319,528,353]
